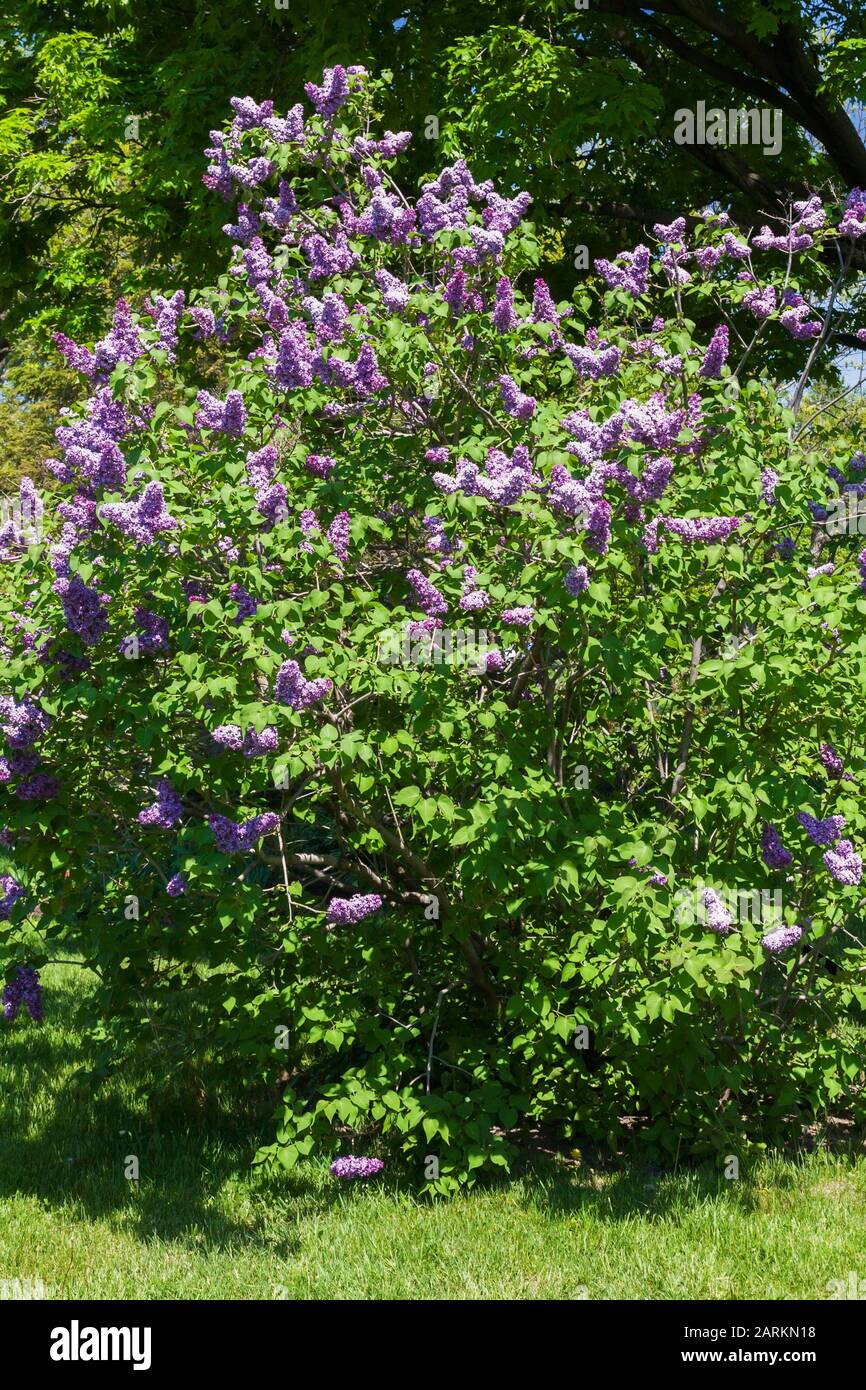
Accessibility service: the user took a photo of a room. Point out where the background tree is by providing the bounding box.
[4,1,866,350]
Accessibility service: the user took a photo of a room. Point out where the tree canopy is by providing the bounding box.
[3,0,866,358]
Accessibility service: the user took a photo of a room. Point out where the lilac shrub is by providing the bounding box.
[2,67,866,1186]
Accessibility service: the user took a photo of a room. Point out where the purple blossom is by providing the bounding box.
[565,565,590,596]
[699,325,729,379]
[230,96,274,131]
[352,343,389,396]
[263,105,306,146]
[743,284,776,320]
[498,374,536,419]
[208,811,280,854]
[798,811,845,846]
[195,389,247,435]
[492,277,518,332]
[327,511,350,563]
[305,66,350,119]
[502,606,534,627]
[305,453,336,479]
[245,444,278,492]
[327,893,383,924]
[330,1155,384,1179]
[0,697,50,750]
[138,779,184,829]
[274,660,332,710]
[212,725,245,751]
[375,269,410,313]
[839,188,866,239]
[189,306,216,339]
[761,823,793,870]
[594,245,650,298]
[100,482,179,545]
[230,583,257,625]
[0,875,25,920]
[721,233,749,261]
[406,569,448,617]
[761,468,779,505]
[531,279,560,325]
[653,217,686,244]
[301,231,357,280]
[823,839,863,885]
[166,873,187,897]
[663,516,741,545]
[761,923,803,954]
[146,290,186,360]
[16,774,61,801]
[3,966,42,1022]
[820,743,844,779]
[702,888,734,935]
[243,726,278,757]
[53,574,110,646]
[564,343,622,379]
[92,298,145,376]
[272,321,314,389]
[120,607,170,657]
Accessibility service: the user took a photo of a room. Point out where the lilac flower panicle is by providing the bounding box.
[502,606,534,627]
[0,875,25,920]
[138,778,183,829]
[824,840,863,886]
[326,893,383,924]
[166,873,187,897]
[3,966,42,1022]
[702,888,734,935]
[761,469,779,506]
[100,482,179,545]
[820,743,844,778]
[195,389,247,435]
[0,697,50,750]
[209,811,279,854]
[797,811,845,846]
[761,823,793,870]
[699,325,729,379]
[330,1155,384,1179]
[406,569,448,617]
[761,924,803,954]
[498,374,536,419]
[274,660,332,710]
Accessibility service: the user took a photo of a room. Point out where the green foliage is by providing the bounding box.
[1,68,866,1194]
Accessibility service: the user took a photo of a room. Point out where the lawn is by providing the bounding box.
[1,963,864,1300]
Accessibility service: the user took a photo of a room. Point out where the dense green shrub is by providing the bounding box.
[2,68,866,1190]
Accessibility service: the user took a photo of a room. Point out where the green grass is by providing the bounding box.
[1,963,865,1299]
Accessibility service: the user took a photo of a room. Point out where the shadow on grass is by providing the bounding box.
[0,970,341,1259]
[4,967,863,1251]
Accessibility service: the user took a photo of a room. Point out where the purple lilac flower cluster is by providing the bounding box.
[326,893,383,924]
[0,874,25,919]
[274,660,333,710]
[138,779,184,829]
[330,1155,384,1179]
[212,724,279,757]
[702,888,734,935]
[208,812,280,853]
[3,967,43,1022]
